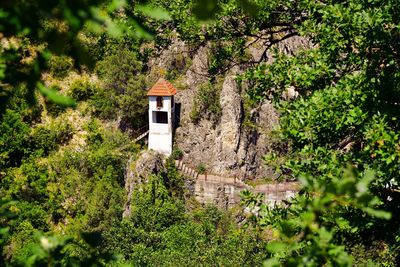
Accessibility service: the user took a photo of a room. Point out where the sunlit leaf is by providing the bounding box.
[131,19,154,40]
[237,0,259,16]
[263,258,280,267]
[266,241,286,253]
[192,0,221,21]
[37,83,76,107]
[362,207,391,220]
[107,0,126,12]
[136,4,171,20]
[81,231,103,247]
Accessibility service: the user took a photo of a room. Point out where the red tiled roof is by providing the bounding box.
[147,78,178,96]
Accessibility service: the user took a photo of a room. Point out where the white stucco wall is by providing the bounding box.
[149,133,172,155]
[148,96,175,155]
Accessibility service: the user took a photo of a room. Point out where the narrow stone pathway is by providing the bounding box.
[175,160,299,208]
[175,160,248,186]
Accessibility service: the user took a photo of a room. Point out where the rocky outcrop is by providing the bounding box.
[215,70,243,172]
[173,62,278,180]
[148,35,311,181]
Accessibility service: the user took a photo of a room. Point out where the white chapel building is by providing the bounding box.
[147,78,177,155]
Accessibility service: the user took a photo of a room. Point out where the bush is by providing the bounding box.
[45,85,68,117]
[196,163,206,174]
[165,54,192,81]
[29,121,73,156]
[129,174,186,231]
[42,121,136,231]
[103,204,267,266]
[48,55,73,78]
[68,77,98,101]
[172,148,183,160]
[190,82,222,124]
[0,109,30,168]
[92,48,148,130]
[6,160,49,202]
[163,157,185,199]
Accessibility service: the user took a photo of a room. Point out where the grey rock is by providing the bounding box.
[147,35,309,181]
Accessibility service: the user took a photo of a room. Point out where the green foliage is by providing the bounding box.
[37,83,76,109]
[208,39,249,75]
[130,175,185,232]
[155,0,202,44]
[165,54,192,81]
[349,242,396,267]
[48,55,74,79]
[243,169,392,266]
[92,48,148,130]
[0,115,137,264]
[0,0,170,114]
[21,232,118,266]
[104,204,266,266]
[0,199,16,266]
[6,220,37,265]
[68,77,98,102]
[0,109,30,168]
[236,0,400,265]
[0,1,267,266]
[163,157,185,199]
[44,92,68,117]
[3,0,400,265]
[190,81,222,124]
[101,157,266,266]
[4,160,49,204]
[29,120,73,157]
[43,119,136,231]
[171,148,183,160]
[196,163,207,174]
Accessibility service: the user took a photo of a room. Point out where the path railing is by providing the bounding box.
[133,125,149,142]
[174,160,248,188]
[175,160,199,179]
[174,160,297,189]
[174,159,300,207]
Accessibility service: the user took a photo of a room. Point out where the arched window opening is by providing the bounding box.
[156,96,163,108]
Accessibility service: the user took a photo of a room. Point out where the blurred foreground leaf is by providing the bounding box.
[37,83,76,107]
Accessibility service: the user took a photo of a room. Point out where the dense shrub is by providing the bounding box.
[103,204,267,266]
[102,169,267,266]
[195,163,206,174]
[44,120,136,230]
[165,54,192,81]
[29,121,73,156]
[190,81,222,124]
[4,220,37,265]
[68,77,98,101]
[0,109,30,168]
[6,160,49,202]
[44,85,69,117]
[48,55,74,78]
[92,48,148,130]
[171,148,183,160]
[130,175,186,231]
[162,157,185,199]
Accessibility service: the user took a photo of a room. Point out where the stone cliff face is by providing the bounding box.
[148,36,311,181]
